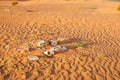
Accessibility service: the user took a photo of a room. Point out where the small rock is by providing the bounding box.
[27,55,39,60]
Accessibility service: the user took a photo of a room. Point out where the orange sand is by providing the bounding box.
[0,0,120,80]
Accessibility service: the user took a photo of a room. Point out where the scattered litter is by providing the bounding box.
[49,47,59,52]
[43,50,55,57]
[37,39,46,48]
[49,41,58,46]
[27,55,39,60]
[43,46,67,56]
[16,38,69,57]
[61,46,67,51]
[51,46,67,52]
[40,40,46,44]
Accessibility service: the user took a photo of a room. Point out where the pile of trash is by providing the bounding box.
[17,39,68,60]
[14,38,86,60]
[38,39,68,57]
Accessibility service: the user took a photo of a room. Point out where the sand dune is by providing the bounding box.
[0,0,120,80]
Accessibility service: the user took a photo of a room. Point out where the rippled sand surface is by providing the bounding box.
[0,0,120,80]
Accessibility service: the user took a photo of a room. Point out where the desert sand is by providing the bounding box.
[0,0,120,80]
